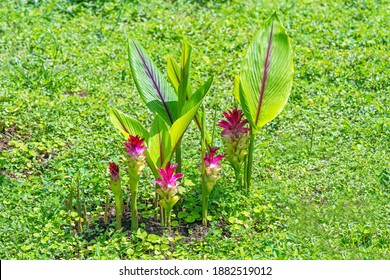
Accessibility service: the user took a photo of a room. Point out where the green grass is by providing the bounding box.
[0,0,389,259]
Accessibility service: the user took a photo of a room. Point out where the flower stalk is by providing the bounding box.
[245,128,255,192]
[155,162,183,228]
[218,106,249,190]
[123,135,147,231]
[108,162,123,230]
[200,146,225,226]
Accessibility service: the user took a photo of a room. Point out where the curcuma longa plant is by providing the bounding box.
[234,12,294,191]
[110,39,213,226]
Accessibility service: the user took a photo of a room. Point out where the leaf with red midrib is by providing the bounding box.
[239,13,294,132]
[129,39,178,125]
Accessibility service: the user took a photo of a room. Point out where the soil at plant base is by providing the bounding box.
[80,205,231,244]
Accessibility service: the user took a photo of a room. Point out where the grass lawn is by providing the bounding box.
[0,0,389,259]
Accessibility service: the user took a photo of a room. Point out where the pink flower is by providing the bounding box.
[108,162,120,181]
[155,162,183,191]
[217,107,249,172]
[217,106,248,138]
[201,146,225,192]
[203,147,225,170]
[123,135,147,177]
[123,135,147,158]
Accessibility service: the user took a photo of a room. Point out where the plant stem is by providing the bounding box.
[234,168,242,191]
[154,185,160,220]
[83,203,88,227]
[68,182,73,211]
[115,198,122,230]
[245,128,255,192]
[200,106,208,227]
[104,193,109,225]
[130,181,138,231]
[162,207,166,227]
[76,173,82,216]
[166,206,172,229]
[201,191,209,226]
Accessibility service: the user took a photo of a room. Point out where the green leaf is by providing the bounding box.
[167,55,181,93]
[147,234,161,244]
[128,38,178,125]
[178,211,188,219]
[148,115,171,168]
[181,76,213,114]
[181,39,192,79]
[239,12,294,132]
[178,74,189,115]
[164,76,213,165]
[109,107,148,139]
[168,39,193,115]
[185,215,196,223]
[126,248,134,256]
[179,39,193,98]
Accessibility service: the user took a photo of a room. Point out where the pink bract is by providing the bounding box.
[108,162,119,181]
[203,147,225,169]
[123,135,147,158]
[155,162,183,191]
[217,106,249,137]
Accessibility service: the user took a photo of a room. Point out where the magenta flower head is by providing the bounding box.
[123,135,147,177]
[218,106,249,138]
[203,147,225,170]
[155,162,183,196]
[108,162,122,200]
[217,107,249,172]
[108,162,120,181]
[201,146,225,193]
[123,135,147,158]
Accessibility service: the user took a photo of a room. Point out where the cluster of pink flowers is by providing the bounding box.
[218,106,249,172]
[123,135,147,178]
[201,146,225,193]
[155,162,183,197]
[108,162,120,181]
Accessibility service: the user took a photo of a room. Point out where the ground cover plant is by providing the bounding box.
[0,0,389,260]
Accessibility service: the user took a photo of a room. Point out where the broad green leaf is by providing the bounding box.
[167,40,207,141]
[128,39,178,125]
[164,76,213,165]
[148,115,171,168]
[181,76,213,114]
[180,39,193,98]
[109,107,148,139]
[181,39,192,79]
[239,13,294,132]
[182,77,214,145]
[178,74,189,115]
[167,55,181,93]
